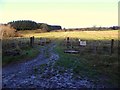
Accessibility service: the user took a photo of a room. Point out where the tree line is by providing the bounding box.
[63,26,120,31]
[8,20,62,32]
[6,20,120,32]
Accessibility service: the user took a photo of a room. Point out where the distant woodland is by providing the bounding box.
[8,20,62,32]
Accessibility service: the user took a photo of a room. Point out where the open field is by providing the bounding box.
[19,30,118,40]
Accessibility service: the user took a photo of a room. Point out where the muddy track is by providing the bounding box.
[2,42,59,88]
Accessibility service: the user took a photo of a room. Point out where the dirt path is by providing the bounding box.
[2,42,59,88]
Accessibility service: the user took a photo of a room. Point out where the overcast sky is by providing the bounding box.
[0,0,119,28]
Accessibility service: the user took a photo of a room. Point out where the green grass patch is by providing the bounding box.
[54,39,119,87]
[2,45,40,66]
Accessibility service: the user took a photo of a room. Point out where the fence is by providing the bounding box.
[64,37,118,55]
[2,36,51,56]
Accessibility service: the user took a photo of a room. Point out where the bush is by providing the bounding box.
[0,24,16,39]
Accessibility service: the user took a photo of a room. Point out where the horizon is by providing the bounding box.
[0,19,118,29]
[0,0,119,28]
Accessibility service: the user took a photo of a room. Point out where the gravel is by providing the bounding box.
[2,42,108,88]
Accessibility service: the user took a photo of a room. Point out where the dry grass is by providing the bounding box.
[0,24,16,39]
[19,30,118,40]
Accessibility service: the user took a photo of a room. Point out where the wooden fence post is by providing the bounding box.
[66,37,70,48]
[110,39,114,54]
[30,37,33,47]
[118,40,120,55]
[32,36,34,45]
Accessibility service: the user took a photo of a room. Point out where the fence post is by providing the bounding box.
[110,39,114,54]
[32,36,34,45]
[66,37,70,48]
[30,37,33,47]
[118,40,120,55]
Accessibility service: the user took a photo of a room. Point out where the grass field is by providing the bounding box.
[19,30,118,40]
[54,39,119,87]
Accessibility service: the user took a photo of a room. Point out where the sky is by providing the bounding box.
[0,0,119,28]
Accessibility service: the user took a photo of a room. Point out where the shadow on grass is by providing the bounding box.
[2,37,49,66]
[54,38,119,87]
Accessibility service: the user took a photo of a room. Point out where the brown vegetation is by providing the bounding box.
[0,24,22,39]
